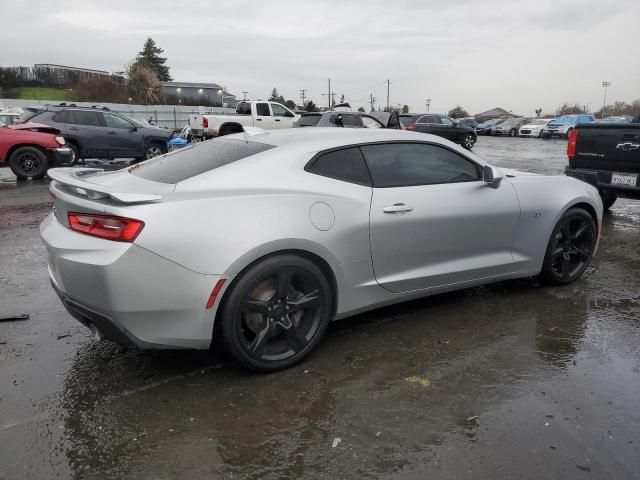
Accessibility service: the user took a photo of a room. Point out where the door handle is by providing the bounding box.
[256,118,262,121]
[275,119,281,122]
[107,130,116,135]
[383,203,414,213]
[68,126,79,131]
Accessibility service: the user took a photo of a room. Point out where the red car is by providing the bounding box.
[0,123,74,180]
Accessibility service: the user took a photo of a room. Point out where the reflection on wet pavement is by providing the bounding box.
[1,137,639,479]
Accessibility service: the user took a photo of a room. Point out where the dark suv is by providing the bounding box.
[19,105,173,162]
[399,113,477,150]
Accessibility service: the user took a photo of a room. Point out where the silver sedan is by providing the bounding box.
[41,128,603,371]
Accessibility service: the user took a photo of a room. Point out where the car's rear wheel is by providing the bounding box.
[219,254,333,372]
[9,146,49,180]
[599,189,617,210]
[509,129,517,137]
[540,208,596,285]
[462,133,476,150]
[144,142,167,159]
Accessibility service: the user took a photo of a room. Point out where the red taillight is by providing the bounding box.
[203,117,209,128]
[205,279,227,309]
[567,129,578,158]
[404,123,416,131]
[68,213,144,242]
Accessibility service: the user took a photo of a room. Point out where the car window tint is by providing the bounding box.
[341,114,362,128]
[295,115,321,127]
[52,110,69,123]
[308,147,371,186]
[70,110,103,127]
[132,138,275,184]
[398,116,415,126]
[362,116,383,128]
[360,143,481,188]
[441,117,455,126]
[256,103,271,116]
[104,113,134,129]
[237,103,251,115]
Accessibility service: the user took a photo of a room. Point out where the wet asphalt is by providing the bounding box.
[1,136,639,479]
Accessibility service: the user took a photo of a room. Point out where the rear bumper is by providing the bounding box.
[565,167,640,198]
[41,212,226,349]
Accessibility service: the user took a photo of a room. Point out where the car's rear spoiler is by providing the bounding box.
[47,168,163,204]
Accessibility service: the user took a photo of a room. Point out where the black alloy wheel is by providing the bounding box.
[220,255,332,371]
[541,208,596,285]
[9,146,49,180]
[462,133,476,150]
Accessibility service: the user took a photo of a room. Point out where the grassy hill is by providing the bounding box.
[14,87,70,101]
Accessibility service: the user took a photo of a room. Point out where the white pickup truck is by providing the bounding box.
[188,101,299,139]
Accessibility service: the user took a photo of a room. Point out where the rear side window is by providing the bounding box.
[307,147,371,186]
[237,103,251,115]
[256,103,270,116]
[132,138,275,184]
[69,110,103,126]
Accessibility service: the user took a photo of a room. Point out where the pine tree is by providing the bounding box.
[135,38,172,81]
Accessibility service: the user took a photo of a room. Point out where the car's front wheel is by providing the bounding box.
[9,146,49,180]
[540,208,596,285]
[219,254,333,372]
[462,133,476,150]
[144,142,167,159]
[509,129,517,137]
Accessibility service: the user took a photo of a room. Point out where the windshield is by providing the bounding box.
[19,109,41,123]
[131,138,275,184]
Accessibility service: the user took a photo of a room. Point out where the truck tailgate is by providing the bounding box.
[572,125,640,173]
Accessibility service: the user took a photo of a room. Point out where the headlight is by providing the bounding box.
[54,136,66,146]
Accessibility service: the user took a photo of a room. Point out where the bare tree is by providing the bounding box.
[128,66,165,105]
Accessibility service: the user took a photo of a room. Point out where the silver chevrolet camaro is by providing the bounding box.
[41,128,602,371]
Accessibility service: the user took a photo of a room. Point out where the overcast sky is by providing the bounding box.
[2,0,638,115]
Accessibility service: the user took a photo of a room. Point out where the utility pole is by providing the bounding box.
[601,81,612,119]
[386,79,390,110]
[370,93,375,112]
[328,78,331,109]
[426,99,431,112]
[299,89,307,106]
[242,91,248,101]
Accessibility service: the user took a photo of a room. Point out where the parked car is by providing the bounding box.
[42,128,602,371]
[188,101,299,139]
[294,110,401,129]
[543,114,596,138]
[518,119,552,138]
[18,104,173,161]
[491,117,531,137]
[0,112,21,126]
[475,118,504,135]
[565,118,640,209]
[596,115,634,124]
[456,117,480,129]
[1,123,73,179]
[399,113,477,149]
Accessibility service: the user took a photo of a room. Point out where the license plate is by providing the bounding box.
[611,172,638,186]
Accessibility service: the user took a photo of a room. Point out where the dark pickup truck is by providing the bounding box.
[565,119,640,209]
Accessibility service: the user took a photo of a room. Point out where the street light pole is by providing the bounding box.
[601,81,611,119]
[425,99,431,113]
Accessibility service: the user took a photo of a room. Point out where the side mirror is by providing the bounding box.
[483,165,504,188]
[129,126,138,132]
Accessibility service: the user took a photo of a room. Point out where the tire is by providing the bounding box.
[509,129,517,137]
[9,146,49,180]
[144,142,167,160]
[219,254,333,372]
[538,130,544,138]
[540,208,596,285]
[462,133,476,150]
[599,190,617,210]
